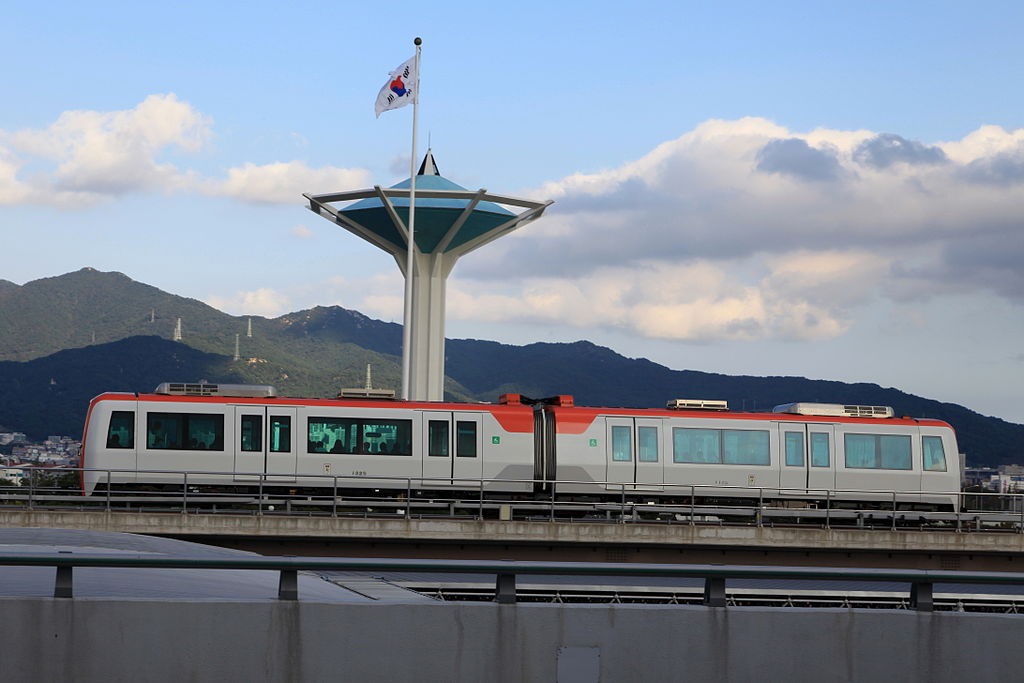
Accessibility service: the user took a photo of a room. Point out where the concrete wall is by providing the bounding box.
[0,600,1020,682]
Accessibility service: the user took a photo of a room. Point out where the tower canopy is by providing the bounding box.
[304,150,552,401]
[340,153,514,254]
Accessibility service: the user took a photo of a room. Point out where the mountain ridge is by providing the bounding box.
[0,268,1020,466]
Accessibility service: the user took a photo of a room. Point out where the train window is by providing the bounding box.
[106,411,134,449]
[364,420,412,455]
[922,436,947,472]
[240,415,262,452]
[844,433,912,470]
[784,432,805,466]
[307,417,412,456]
[269,416,291,453]
[456,422,477,458]
[810,433,830,467]
[308,417,357,454]
[722,430,770,465]
[673,428,770,465]
[638,427,659,462]
[611,426,632,462]
[146,412,224,451]
[672,428,720,464]
[428,421,449,456]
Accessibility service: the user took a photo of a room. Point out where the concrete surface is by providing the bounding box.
[0,599,1019,682]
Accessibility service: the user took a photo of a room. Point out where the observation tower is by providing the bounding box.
[304,151,552,401]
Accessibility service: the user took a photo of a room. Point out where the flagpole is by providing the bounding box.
[401,36,422,401]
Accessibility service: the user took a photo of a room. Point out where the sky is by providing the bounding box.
[2,1,1024,424]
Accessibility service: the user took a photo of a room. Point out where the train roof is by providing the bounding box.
[542,403,953,429]
[88,391,952,428]
[89,391,532,413]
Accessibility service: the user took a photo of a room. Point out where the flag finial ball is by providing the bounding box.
[414,37,422,45]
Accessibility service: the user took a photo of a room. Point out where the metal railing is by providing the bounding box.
[4,553,1024,611]
[2,465,1024,532]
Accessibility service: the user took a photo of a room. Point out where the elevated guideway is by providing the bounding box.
[4,508,1024,571]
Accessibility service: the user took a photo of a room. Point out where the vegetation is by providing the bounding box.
[1,268,1021,467]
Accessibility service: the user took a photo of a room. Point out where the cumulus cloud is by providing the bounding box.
[439,261,847,342]
[290,224,315,239]
[756,138,845,181]
[206,161,371,204]
[853,133,947,169]
[2,94,209,204]
[205,288,293,317]
[447,117,1024,342]
[960,147,1024,185]
[0,94,372,207]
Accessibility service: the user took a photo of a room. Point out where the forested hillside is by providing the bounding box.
[1,268,1021,466]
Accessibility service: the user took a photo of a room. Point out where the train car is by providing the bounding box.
[81,382,961,510]
[541,397,961,510]
[80,383,536,495]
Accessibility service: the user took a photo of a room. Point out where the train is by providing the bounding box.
[80,382,962,509]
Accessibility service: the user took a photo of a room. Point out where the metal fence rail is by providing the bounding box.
[4,553,1024,611]
[3,465,1023,532]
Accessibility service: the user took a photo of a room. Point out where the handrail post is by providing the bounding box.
[703,576,726,607]
[54,565,73,598]
[892,490,897,531]
[549,479,555,522]
[332,476,338,518]
[825,489,831,529]
[756,488,763,527]
[27,469,34,510]
[1018,492,1023,534]
[621,483,626,524]
[495,572,516,604]
[105,470,112,512]
[406,477,412,518]
[911,582,933,612]
[182,472,188,513]
[258,474,264,516]
[478,479,484,521]
[690,485,696,527]
[278,569,298,600]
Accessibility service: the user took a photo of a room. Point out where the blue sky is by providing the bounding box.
[3,1,1024,426]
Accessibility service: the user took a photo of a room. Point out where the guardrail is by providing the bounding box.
[5,553,1024,611]
[2,465,1023,532]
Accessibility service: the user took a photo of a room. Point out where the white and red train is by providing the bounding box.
[80,383,962,509]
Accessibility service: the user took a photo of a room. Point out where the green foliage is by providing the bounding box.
[1,268,1022,468]
[21,469,79,489]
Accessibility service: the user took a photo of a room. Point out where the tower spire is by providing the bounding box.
[417,148,440,176]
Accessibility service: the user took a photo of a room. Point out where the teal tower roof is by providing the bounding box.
[339,151,515,254]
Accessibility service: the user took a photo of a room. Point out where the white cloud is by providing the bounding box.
[207,161,371,204]
[206,288,292,317]
[4,94,209,202]
[0,94,373,207]
[289,224,315,239]
[451,118,1024,342]
[439,262,848,342]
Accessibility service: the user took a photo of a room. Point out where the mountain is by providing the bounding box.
[0,268,418,399]
[1,268,1021,466]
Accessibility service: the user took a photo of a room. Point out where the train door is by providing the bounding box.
[604,418,665,491]
[421,412,484,486]
[233,406,266,482]
[779,424,836,492]
[265,407,297,482]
